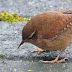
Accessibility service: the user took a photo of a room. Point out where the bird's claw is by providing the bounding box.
[40,58,66,63]
[31,48,44,53]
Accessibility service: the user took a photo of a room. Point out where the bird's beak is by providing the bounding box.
[18,41,24,49]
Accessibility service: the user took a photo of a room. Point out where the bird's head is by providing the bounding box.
[18,22,36,49]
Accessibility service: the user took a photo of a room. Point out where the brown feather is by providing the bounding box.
[18,10,72,51]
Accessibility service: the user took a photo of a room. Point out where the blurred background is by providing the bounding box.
[0,0,72,16]
[0,0,72,72]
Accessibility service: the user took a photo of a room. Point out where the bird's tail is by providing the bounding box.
[18,40,24,49]
[59,10,72,14]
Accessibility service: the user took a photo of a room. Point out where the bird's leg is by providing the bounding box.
[41,49,66,63]
[32,48,44,52]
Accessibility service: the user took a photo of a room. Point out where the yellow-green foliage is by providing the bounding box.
[0,11,31,23]
[0,54,4,58]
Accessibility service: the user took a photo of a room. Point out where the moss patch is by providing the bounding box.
[0,54,4,58]
[0,11,31,23]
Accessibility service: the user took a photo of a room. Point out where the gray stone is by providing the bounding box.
[0,0,72,72]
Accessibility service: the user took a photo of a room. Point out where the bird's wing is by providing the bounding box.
[40,12,72,40]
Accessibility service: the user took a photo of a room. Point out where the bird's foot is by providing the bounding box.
[40,58,66,63]
[31,48,44,52]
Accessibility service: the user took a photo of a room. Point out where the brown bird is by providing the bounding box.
[18,10,72,63]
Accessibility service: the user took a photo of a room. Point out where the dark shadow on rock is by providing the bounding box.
[1,54,70,63]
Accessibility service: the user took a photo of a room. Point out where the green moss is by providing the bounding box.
[0,11,31,23]
[0,54,4,58]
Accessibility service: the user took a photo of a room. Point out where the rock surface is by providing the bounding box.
[0,0,72,72]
